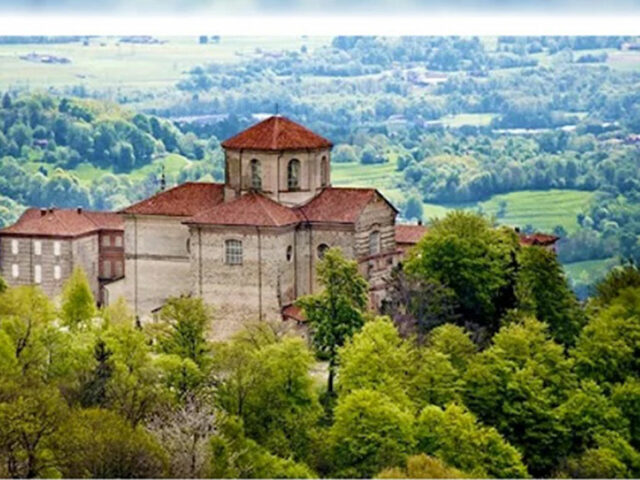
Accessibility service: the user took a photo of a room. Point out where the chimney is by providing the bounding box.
[77,206,83,214]
[40,208,46,216]
[48,207,54,213]
[417,219,423,226]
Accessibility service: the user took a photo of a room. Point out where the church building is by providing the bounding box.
[105,116,405,338]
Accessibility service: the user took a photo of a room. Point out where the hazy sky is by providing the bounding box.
[2,0,640,14]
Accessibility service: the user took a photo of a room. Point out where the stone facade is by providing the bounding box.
[224,147,331,206]
[184,190,398,338]
[0,236,74,298]
[0,230,123,301]
[105,214,193,316]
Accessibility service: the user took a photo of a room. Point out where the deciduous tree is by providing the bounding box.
[60,267,96,330]
[329,389,414,478]
[296,247,368,394]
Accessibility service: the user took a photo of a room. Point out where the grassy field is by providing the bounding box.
[0,36,329,91]
[563,257,619,286]
[331,159,594,235]
[422,190,595,233]
[24,153,197,187]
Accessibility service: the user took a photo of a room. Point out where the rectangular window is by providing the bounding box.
[103,260,112,278]
[114,260,123,277]
[11,264,19,278]
[54,241,61,256]
[114,235,123,247]
[34,240,42,255]
[54,265,61,280]
[11,239,18,255]
[225,239,243,265]
[102,235,111,247]
[34,265,41,284]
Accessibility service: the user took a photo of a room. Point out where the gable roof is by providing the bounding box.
[395,224,429,244]
[120,182,225,217]
[0,208,123,238]
[518,232,559,247]
[296,187,396,224]
[221,116,333,151]
[186,192,301,227]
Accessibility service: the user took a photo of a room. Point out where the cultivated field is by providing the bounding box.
[0,36,329,91]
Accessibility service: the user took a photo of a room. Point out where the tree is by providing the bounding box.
[592,263,640,308]
[209,416,315,479]
[426,323,476,373]
[382,266,459,343]
[415,403,528,478]
[0,286,55,378]
[79,338,114,408]
[103,322,165,426]
[329,389,414,478]
[558,380,629,455]
[378,453,469,479]
[463,317,575,475]
[154,296,213,370]
[332,144,358,163]
[612,378,640,450]
[213,329,321,460]
[404,194,424,222]
[60,267,96,330]
[296,248,368,394]
[572,287,640,386]
[405,211,520,335]
[59,408,167,478]
[2,92,12,109]
[0,387,69,478]
[337,317,414,410]
[148,394,216,478]
[516,245,584,345]
[562,431,640,479]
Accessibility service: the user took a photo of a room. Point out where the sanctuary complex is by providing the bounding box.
[0,116,558,339]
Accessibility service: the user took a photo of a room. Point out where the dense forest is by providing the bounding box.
[1,212,639,478]
[1,35,640,293]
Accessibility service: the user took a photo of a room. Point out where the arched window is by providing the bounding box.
[321,156,328,187]
[288,159,300,190]
[286,245,293,262]
[225,239,243,265]
[369,230,381,255]
[317,243,329,259]
[250,158,261,190]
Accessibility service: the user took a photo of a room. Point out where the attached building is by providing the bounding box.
[0,207,123,302]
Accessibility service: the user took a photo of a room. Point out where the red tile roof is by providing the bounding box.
[0,208,123,238]
[121,182,224,217]
[282,304,306,323]
[221,116,332,151]
[519,232,559,247]
[296,187,395,224]
[395,224,429,244]
[186,192,301,227]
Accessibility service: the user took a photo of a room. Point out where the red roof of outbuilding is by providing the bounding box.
[296,187,395,224]
[518,232,559,247]
[0,208,123,238]
[186,192,301,227]
[120,182,225,217]
[395,224,429,244]
[221,116,332,151]
[282,304,306,323]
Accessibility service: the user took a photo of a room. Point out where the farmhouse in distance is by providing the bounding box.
[0,116,557,339]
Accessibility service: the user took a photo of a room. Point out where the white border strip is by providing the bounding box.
[0,14,639,35]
